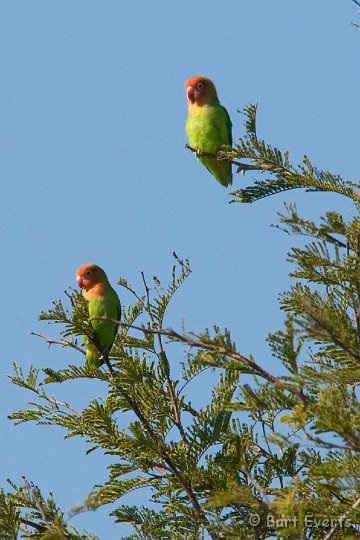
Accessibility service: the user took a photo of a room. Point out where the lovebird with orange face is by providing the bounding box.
[185,76,232,187]
[76,263,121,367]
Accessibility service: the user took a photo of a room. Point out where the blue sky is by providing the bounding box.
[0,1,359,537]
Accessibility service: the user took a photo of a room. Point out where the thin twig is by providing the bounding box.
[32,330,114,374]
[31,332,85,355]
[18,523,29,535]
[140,270,153,319]
[322,495,360,540]
[261,422,273,459]
[19,524,30,535]
[47,396,81,417]
[178,365,210,394]
[242,466,273,510]
[355,229,360,342]
[303,428,357,452]
[23,479,47,522]
[182,401,199,417]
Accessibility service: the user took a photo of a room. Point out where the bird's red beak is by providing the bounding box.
[186,85,195,103]
[76,275,84,288]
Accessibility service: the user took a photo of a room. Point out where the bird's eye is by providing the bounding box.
[197,82,204,90]
[85,270,91,277]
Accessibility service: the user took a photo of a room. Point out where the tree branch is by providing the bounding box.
[122,392,219,539]
[91,317,307,403]
[19,517,47,533]
[185,143,274,173]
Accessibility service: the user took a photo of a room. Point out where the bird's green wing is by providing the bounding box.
[92,292,120,349]
[221,105,232,147]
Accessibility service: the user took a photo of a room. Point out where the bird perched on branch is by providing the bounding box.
[185,76,232,187]
[76,263,121,367]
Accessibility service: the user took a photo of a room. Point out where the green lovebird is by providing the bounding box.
[185,76,233,187]
[76,263,121,367]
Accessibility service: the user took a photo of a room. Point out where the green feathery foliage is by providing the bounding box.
[223,104,360,207]
[5,210,360,538]
[0,478,98,539]
[4,64,360,540]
